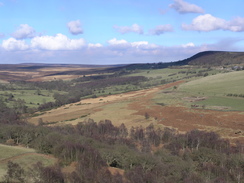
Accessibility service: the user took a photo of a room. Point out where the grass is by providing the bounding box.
[0,89,67,108]
[179,70,244,96]
[194,96,244,111]
[153,90,185,107]
[13,153,55,167]
[170,70,244,111]
[0,144,56,179]
[152,70,244,111]
[0,144,35,160]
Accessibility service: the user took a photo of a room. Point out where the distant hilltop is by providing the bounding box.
[182,51,244,66]
[122,51,244,70]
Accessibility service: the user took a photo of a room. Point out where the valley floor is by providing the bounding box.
[29,80,244,143]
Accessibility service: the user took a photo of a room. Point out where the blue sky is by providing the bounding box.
[0,0,244,64]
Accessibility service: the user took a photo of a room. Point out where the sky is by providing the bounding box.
[0,0,244,65]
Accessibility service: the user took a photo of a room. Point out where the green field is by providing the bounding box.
[0,89,68,108]
[176,70,244,111]
[179,70,244,96]
[194,96,244,111]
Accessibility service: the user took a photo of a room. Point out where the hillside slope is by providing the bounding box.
[178,70,244,110]
[0,144,56,179]
[183,51,244,66]
[179,70,244,95]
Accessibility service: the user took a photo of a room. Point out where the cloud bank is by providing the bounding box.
[1,32,242,64]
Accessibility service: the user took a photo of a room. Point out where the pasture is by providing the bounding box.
[178,70,244,110]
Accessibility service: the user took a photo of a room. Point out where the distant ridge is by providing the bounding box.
[183,51,244,66]
[0,63,127,71]
[1,51,244,71]
[122,51,244,70]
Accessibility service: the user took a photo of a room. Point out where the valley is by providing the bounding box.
[0,51,243,182]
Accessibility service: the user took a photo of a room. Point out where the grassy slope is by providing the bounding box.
[178,70,244,110]
[0,144,56,179]
[179,70,244,94]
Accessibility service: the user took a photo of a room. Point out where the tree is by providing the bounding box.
[3,161,25,183]
[144,112,150,120]
[31,162,64,183]
[13,99,27,114]
[35,89,41,95]
[203,73,209,77]
[118,123,128,138]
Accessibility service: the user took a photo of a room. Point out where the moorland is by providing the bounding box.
[0,51,243,183]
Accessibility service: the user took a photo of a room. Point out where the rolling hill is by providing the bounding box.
[182,51,244,66]
[120,51,244,70]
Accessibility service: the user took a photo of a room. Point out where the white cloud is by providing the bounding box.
[169,0,204,14]
[182,14,225,31]
[181,42,195,48]
[114,24,143,34]
[182,14,244,32]
[108,38,128,45]
[2,38,29,51]
[131,41,159,50]
[149,25,174,35]
[88,43,103,48]
[12,24,36,39]
[31,34,86,50]
[107,38,158,51]
[108,38,131,51]
[67,20,83,35]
